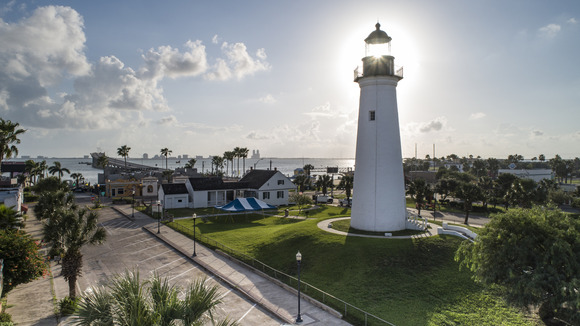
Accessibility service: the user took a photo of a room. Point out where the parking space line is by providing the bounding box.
[168,267,198,281]
[140,249,174,263]
[150,257,184,273]
[132,242,163,254]
[237,303,257,323]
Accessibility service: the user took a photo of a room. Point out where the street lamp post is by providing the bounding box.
[296,251,303,323]
[192,213,198,257]
[131,187,135,218]
[156,200,161,234]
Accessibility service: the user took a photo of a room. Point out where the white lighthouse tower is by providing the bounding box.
[350,23,406,232]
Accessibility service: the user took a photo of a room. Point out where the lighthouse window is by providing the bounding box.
[369,110,376,121]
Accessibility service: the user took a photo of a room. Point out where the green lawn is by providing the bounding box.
[167,206,534,326]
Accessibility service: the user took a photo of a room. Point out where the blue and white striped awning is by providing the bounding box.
[215,197,276,212]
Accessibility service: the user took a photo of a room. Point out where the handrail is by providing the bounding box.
[168,221,397,326]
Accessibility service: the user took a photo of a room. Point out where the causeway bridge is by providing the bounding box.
[90,152,163,171]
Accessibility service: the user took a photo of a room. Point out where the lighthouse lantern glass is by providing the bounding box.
[366,42,390,57]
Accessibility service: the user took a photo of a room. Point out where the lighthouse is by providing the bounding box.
[350,23,407,232]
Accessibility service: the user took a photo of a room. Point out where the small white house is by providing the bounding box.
[158,183,189,209]
[239,169,295,206]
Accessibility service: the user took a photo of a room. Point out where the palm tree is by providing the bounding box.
[48,161,71,181]
[406,178,431,216]
[337,174,354,200]
[453,182,483,224]
[240,148,249,176]
[162,170,174,183]
[38,160,48,179]
[70,173,84,188]
[117,145,131,169]
[211,156,224,175]
[96,154,108,171]
[74,270,237,326]
[160,148,172,170]
[293,174,310,193]
[184,158,197,169]
[223,151,235,176]
[52,208,106,299]
[233,147,241,176]
[315,175,333,196]
[303,164,314,177]
[0,118,26,174]
[0,204,25,230]
[24,159,38,184]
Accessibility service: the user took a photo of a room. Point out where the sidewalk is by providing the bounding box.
[112,205,351,326]
[5,213,60,326]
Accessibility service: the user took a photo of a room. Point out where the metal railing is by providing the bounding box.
[168,221,396,326]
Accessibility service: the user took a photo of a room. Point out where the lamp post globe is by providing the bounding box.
[296,250,303,323]
[131,187,135,218]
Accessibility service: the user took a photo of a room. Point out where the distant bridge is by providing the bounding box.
[90,152,163,171]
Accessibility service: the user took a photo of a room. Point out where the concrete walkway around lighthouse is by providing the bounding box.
[318,217,440,239]
[112,205,352,326]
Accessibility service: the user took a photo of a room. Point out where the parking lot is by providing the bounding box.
[69,207,283,325]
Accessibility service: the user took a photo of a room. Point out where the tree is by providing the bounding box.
[486,158,500,178]
[538,153,546,162]
[0,204,25,230]
[337,175,354,200]
[223,151,235,176]
[160,148,172,170]
[48,161,71,181]
[24,159,38,185]
[434,178,458,201]
[74,270,237,326]
[315,175,333,196]
[406,178,431,216]
[293,174,310,193]
[453,182,483,224]
[289,193,313,216]
[184,158,197,169]
[505,178,536,208]
[96,154,109,171]
[240,147,249,176]
[233,147,241,176]
[53,208,106,299]
[32,176,70,194]
[162,170,174,183]
[455,207,580,323]
[303,164,314,177]
[70,173,84,188]
[117,145,131,169]
[211,156,224,175]
[0,118,26,174]
[0,229,48,295]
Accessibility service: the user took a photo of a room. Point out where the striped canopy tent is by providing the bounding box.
[215,197,276,212]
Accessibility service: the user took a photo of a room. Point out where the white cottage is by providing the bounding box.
[158,183,189,209]
[238,169,295,206]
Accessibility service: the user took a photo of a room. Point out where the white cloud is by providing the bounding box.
[258,94,276,104]
[158,115,178,126]
[206,42,270,80]
[531,130,543,137]
[0,5,271,131]
[469,112,486,120]
[246,131,271,140]
[538,23,561,38]
[140,40,208,80]
[212,34,219,44]
[567,18,577,24]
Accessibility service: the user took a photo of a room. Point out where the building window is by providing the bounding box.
[147,185,154,193]
[177,199,182,203]
[369,110,376,121]
[277,191,284,199]
[263,192,270,200]
[278,180,284,185]
[118,188,124,195]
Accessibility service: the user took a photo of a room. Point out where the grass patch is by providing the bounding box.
[167,210,532,326]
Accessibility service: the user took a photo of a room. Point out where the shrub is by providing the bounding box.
[0,312,12,322]
[23,192,39,202]
[58,296,79,316]
[571,197,580,209]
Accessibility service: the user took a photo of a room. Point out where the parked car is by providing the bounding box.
[339,198,352,207]
[314,195,334,204]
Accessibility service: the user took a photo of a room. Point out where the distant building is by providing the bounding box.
[21,155,30,159]
[143,153,149,159]
[498,169,553,183]
[183,154,189,159]
[251,150,260,159]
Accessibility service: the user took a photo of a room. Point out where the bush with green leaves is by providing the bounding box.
[456,206,580,323]
[58,296,79,316]
[0,312,12,322]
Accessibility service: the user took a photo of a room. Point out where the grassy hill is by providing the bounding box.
[168,206,535,325]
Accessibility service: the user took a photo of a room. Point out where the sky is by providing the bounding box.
[1,0,580,160]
